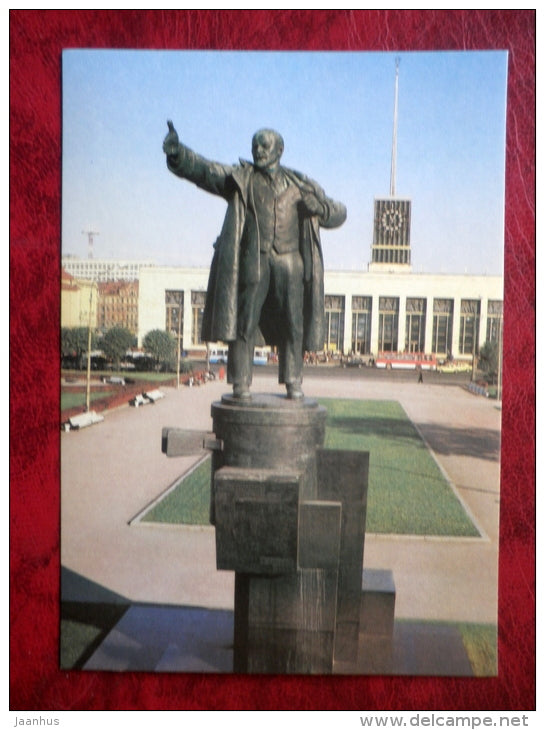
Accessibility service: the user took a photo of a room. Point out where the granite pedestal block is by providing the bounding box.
[317,448,369,665]
[298,500,342,569]
[360,568,396,637]
[357,568,397,674]
[214,467,301,575]
[234,568,340,674]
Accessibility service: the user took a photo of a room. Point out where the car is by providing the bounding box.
[341,354,374,368]
[100,375,126,385]
[437,361,472,374]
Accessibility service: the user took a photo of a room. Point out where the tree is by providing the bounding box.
[61,327,97,368]
[143,329,176,369]
[478,340,499,383]
[101,327,134,368]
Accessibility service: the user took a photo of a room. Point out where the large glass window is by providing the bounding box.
[486,300,503,343]
[378,296,399,352]
[165,290,184,349]
[432,299,453,355]
[459,299,481,355]
[405,297,426,353]
[351,296,372,354]
[324,295,345,352]
[191,291,206,345]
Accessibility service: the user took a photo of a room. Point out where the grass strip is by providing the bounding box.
[458,622,497,676]
[318,398,479,536]
[60,602,129,669]
[61,390,113,411]
[143,456,212,526]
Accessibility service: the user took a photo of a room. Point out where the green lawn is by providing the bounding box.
[459,622,497,676]
[142,398,479,537]
[319,398,479,536]
[61,390,112,411]
[60,603,129,669]
[98,371,180,382]
[143,457,212,526]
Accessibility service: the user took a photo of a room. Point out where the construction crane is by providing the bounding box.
[82,227,99,259]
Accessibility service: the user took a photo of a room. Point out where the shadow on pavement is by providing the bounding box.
[418,424,500,462]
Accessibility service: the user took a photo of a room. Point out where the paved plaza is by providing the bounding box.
[60,370,501,671]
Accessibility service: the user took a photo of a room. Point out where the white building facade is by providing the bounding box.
[62,257,154,282]
[138,265,503,361]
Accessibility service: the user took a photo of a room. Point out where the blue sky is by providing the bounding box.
[62,49,508,274]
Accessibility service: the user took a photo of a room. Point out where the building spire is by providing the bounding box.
[369,56,411,272]
[389,57,400,197]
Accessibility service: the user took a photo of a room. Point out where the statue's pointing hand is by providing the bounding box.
[163,120,180,157]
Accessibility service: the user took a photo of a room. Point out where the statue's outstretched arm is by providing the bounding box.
[163,120,234,198]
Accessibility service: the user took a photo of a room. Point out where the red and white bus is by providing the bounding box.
[375,352,438,371]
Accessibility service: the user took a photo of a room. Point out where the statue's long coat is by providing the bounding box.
[167,151,346,352]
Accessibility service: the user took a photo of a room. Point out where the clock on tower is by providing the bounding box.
[370,198,412,268]
[380,207,406,234]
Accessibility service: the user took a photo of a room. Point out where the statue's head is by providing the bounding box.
[252,129,284,171]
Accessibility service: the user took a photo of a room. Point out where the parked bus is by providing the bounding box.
[208,346,229,364]
[208,346,271,365]
[375,352,438,371]
[253,347,270,365]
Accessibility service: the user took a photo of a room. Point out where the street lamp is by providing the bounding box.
[176,298,182,389]
[497,314,503,401]
[85,287,93,412]
[471,316,477,382]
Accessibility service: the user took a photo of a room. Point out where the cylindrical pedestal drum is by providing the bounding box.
[211,393,326,503]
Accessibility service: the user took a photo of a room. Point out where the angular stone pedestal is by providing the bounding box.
[316,448,369,666]
[160,392,390,675]
[210,393,369,674]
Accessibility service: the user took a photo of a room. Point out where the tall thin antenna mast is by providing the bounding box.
[389,57,400,197]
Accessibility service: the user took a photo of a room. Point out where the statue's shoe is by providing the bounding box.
[286,383,304,400]
[233,385,251,400]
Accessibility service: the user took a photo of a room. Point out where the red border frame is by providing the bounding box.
[9,10,536,710]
